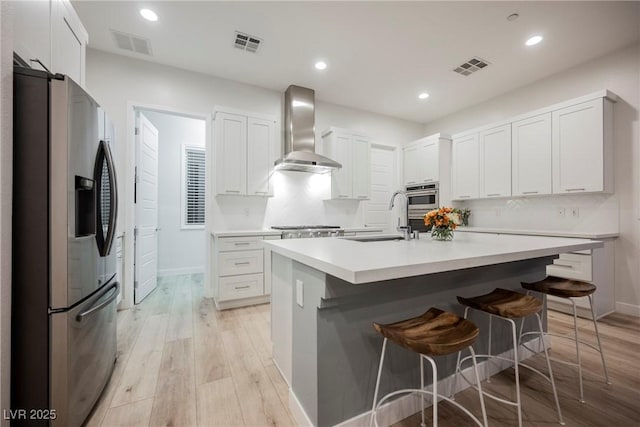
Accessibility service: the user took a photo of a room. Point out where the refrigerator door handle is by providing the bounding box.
[76,281,119,322]
[94,140,118,256]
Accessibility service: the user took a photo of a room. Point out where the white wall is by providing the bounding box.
[85,48,423,302]
[0,2,11,423]
[424,43,640,315]
[142,111,206,276]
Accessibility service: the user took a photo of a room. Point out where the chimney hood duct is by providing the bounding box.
[274,85,342,173]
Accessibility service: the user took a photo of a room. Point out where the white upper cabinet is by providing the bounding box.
[13,0,51,72]
[247,117,277,196]
[479,124,511,198]
[402,134,451,187]
[352,135,371,199]
[214,108,277,197]
[512,113,552,196]
[552,99,613,194]
[215,112,247,195]
[322,128,371,200]
[14,0,88,87]
[451,134,479,200]
[51,0,88,86]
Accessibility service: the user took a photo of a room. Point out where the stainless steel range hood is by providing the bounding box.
[274,85,341,173]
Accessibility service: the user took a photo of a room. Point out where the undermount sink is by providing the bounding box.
[344,235,406,242]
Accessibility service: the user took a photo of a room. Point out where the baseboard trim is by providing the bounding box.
[157,266,204,277]
[289,388,313,427]
[214,294,270,310]
[616,301,640,317]
[288,337,549,427]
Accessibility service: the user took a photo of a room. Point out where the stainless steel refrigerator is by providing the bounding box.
[12,67,119,426]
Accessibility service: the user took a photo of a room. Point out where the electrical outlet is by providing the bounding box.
[571,207,580,218]
[296,280,304,307]
[557,207,566,217]
[495,208,501,217]
[243,208,250,217]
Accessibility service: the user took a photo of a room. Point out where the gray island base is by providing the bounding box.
[265,233,602,427]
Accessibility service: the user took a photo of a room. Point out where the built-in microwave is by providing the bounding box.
[406,183,439,232]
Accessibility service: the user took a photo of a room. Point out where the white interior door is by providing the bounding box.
[366,145,396,232]
[134,112,159,304]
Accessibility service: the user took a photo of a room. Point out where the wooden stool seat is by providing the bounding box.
[522,276,596,298]
[457,288,542,319]
[373,308,479,357]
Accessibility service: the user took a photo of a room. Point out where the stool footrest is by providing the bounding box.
[373,388,485,427]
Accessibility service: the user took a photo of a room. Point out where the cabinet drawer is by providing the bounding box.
[218,273,263,301]
[218,236,263,251]
[546,253,592,281]
[218,250,263,276]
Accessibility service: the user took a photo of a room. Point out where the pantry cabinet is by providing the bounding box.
[451,133,479,200]
[322,128,371,200]
[214,108,278,197]
[479,124,511,198]
[13,0,88,86]
[552,98,614,194]
[512,113,552,196]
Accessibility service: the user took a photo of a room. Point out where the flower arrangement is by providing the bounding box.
[424,207,461,241]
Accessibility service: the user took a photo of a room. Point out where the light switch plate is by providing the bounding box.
[296,280,304,307]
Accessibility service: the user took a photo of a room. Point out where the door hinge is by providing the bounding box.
[134,227,138,237]
[134,280,139,289]
[135,127,139,136]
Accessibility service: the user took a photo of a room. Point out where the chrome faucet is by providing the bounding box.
[389,190,412,240]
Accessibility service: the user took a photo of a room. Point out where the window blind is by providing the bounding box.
[184,147,205,226]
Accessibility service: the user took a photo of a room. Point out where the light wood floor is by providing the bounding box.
[87,274,640,427]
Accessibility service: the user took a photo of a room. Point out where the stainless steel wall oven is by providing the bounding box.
[406,183,439,232]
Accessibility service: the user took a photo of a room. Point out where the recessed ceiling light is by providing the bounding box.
[418,92,430,100]
[140,8,158,22]
[525,35,543,46]
[314,61,327,71]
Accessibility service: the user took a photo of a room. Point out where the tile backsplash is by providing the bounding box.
[454,193,619,233]
[211,171,364,230]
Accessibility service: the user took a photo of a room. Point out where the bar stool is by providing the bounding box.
[370,308,488,427]
[520,276,610,403]
[454,288,564,427]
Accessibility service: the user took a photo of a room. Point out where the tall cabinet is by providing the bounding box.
[322,128,371,200]
[403,133,452,203]
[214,108,278,197]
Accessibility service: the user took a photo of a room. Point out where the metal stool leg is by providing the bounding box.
[535,313,565,425]
[423,355,439,427]
[370,338,387,427]
[469,346,489,427]
[589,295,611,385]
[571,299,585,403]
[420,355,426,427]
[452,306,470,400]
[486,314,493,383]
[506,318,523,427]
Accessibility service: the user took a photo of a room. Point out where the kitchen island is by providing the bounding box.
[263,232,602,427]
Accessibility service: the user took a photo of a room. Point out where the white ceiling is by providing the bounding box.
[73,1,640,124]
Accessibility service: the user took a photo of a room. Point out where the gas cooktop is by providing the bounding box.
[271,225,341,230]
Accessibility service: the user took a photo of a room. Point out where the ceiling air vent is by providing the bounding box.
[233,31,262,53]
[453,57,490,76]
[111,30,153,55]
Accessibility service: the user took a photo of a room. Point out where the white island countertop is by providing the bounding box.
[262,232,603,284]
[456,227,618,239]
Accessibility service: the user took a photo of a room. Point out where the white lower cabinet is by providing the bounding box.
[545,239,615,319]
[212,233,281,309]
[218,274,264,301]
